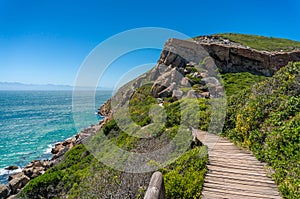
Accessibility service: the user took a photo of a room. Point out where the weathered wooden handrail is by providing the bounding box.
[144,171,165,199]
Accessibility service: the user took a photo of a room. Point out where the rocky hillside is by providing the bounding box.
[16,34,300,199]
[100,35,300,115]
[194,35,300,76]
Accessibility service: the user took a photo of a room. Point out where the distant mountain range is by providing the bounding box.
[0,82,112,91]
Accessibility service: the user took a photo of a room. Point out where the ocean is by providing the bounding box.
[0,90,111,184]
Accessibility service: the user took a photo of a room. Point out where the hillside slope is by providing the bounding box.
[17,34,300,199]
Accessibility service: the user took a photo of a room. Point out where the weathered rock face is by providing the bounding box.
[22,160,50,179]
[194,36,300,76]
[51,138,74,160]
[99,36,300,117]
[0,184,9,199]
[9,174,29,194]
[151,68,182,97]
[98,99,112,117]
[149,39,222,98]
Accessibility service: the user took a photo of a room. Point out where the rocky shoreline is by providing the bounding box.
[0,117,109,199]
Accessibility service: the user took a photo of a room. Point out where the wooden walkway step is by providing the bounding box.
[195,130,282,199]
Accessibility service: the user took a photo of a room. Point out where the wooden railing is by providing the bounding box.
[144,171,165,199]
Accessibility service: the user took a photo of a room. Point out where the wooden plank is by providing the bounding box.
[208,154,257,158]
[208,156,260,161]
[204,176,278,188]
[209,155,257,159]
[207,170,273,180]
[206,173,276,184]
[210,150,250,153]
[208,162,265,170]
[210,143,235,145]
[207,167,266,175]
[203,187,282,199]
[204,182,280,195]
[202,190,273,199]
[208,159,265,166]
[207,165,267,175]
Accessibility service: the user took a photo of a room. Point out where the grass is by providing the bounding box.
[221,72,268,96]
[215,33,300,52]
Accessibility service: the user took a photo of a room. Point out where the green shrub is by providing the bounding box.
[221,72,267,96]
[129,84,157,126]
[22,170,64,196]
[222,62,300,198]
[162,146,208,199]
[102,119,119,135]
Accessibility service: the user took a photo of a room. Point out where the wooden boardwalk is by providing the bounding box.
[195,130,282,199]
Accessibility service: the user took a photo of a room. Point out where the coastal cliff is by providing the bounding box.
[195,35,300,76]
[99,35,300,115]
[13,34,300,199]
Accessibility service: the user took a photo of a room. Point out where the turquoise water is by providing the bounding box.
[0,90,111,184]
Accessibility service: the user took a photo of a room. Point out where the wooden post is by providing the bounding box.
[144,171,165,199]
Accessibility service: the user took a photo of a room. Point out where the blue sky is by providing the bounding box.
[0,0,300,88]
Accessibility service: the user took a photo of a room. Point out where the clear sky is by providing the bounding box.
[0,0,300,88]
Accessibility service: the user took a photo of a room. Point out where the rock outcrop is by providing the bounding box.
[194,35,300,76]
[22,160,50,179]
[98,99,112,117]
[4,166,18,171]
[0,184,9,199]
[1,159,51,198]
[8,173,29,194]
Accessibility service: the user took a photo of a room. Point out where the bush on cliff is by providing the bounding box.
[222,62,300,198]
[221,72,267,96]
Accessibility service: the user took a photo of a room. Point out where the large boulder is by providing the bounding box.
[158,82,177,98]
[187,90,197,98]
[151,68,183,97]
[8,172,25,182]
[201,77,221,86]
[172,89,183,100]
[9,174,30,194]
[4,166,19,171]
[180,77,192,87]
[0,184,9,199]
[22,167,34,179]
[6,195,16,199]
[22,160,49,179]
[51,143,63,154]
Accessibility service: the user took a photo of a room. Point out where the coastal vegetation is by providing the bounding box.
[216,33,300,52]
[21,66,300,198]
[222,62,300,198]
[20,84,210,198]
[18,34,300,198]
[221,72,267,96]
